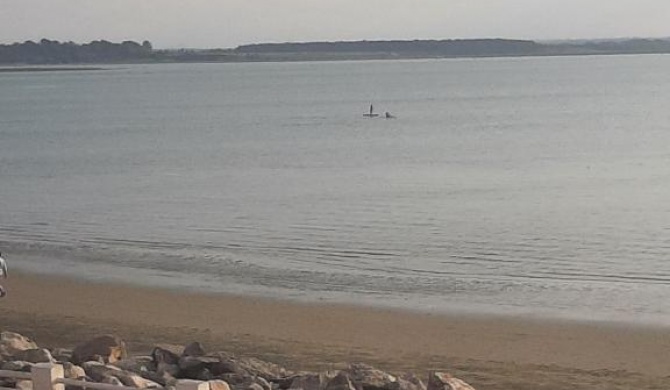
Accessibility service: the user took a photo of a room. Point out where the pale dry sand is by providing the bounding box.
[2,272,669,389]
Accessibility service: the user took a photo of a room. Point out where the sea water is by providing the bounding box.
[2,55,670,325]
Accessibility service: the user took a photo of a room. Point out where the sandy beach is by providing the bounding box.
[1,271,669,390]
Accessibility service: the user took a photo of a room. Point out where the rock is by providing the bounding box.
[115,371,162,388]
[164,378,180,388]
[396,374,425,390]
[178,356,220,379]
[289,373,334,390]
[197,368,213,381]
[81,360,161,388]
[102,376,124,386]
[217,374,273,390]
[51,348,73,363]
[153,347,181,365]
[210,359,246,377]
[16,379,33,390]
[157,362,181,377]
[254,377,273,390]
[426,373,475,390]
[274,375,300,390]
[235,357,289,380]
[142,368,177,387]
[209,380,232,390]
[248,383,265,390]
[72,335,127,365]
[90,355,107,364]
[81,361,123,382]
[325,373,356,390]
[1,360,34,372]
[114,356,155,374]
[62,362,86,379]
[179,356,220,370]
[182,342,206,357]
[217,373,255,389]
[178,356,221,370]
[346,364,397,390]
[13,348,54,364]
[0,332,38,357]
[207,353,289,381]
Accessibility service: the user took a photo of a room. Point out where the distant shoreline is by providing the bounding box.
[3,37,670,65]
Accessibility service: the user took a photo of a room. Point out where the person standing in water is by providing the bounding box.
[0,252,7,298]
[364,104,379,117]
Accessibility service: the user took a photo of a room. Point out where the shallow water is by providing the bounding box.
[2,56,670,324]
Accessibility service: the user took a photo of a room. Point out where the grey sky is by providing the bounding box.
[1,0,668,48]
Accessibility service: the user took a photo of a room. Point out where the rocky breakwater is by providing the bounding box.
[0,332,475,390]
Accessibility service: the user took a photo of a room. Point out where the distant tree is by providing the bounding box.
[0,39,157,64]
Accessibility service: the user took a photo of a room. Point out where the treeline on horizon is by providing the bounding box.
[236,39,539,56]
[2,37,670,64]
[0,39,153,64]
[234,37,670,57]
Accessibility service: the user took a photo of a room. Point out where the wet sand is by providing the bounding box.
[1,271,669,389]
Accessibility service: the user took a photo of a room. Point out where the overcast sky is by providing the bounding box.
[1,0,668,48]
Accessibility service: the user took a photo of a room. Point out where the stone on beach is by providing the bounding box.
[324,372,357,390]
[226,355,289,380]
[115,371,162,388]
[81,360,161,388]
[288,373,335,390]
[15,379,33,390]
[157,361,181,378]
[182,342,206,357]
[13,349,55,364]
[114,355,155,373]
[396,374,426,390]
[2,360,34,372]
[153,346,182,365]
[178,355,220,379]
[0,332,38,357]
[81,361,123,382]
[209,380,232,390]
[247,382,266,390]
[427,372,475,390]
[51,348,73,363]
[0,332,478,390]
[62,362,86,379]
[102,376,124,386]
[346,363,398,390]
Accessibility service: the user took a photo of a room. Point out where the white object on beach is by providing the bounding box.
[0,252,7,278]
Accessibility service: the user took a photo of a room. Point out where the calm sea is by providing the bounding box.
[2,56,670,325]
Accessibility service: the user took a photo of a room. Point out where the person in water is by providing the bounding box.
[364,104,379,117]
[0,252,6,298]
